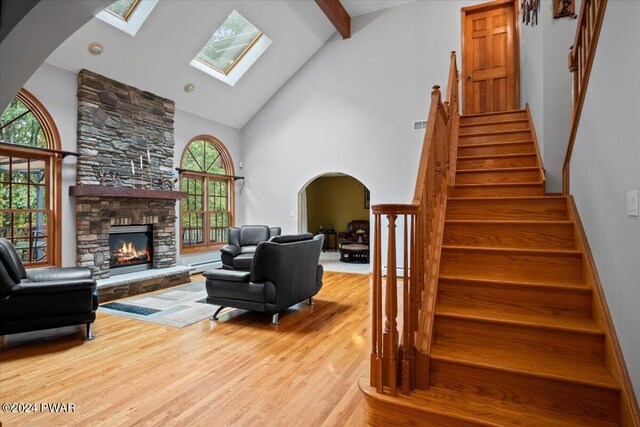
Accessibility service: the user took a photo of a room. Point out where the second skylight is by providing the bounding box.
[195,10,263,75]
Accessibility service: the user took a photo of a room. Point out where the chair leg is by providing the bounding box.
[271,313,279,325]
[85,323,94,341]
[308,297,315,305]
[211,306,226,321]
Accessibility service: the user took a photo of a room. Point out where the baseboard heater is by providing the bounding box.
[186,259,222,274]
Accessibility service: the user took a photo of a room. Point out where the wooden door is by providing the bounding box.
[462,0,519,115]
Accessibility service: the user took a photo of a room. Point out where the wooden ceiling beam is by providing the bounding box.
[315,0,351,39]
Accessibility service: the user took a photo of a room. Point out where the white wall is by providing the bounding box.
[23,63,242,268]
[240,1,480,232]
[1,0,112,110]
[520,0,579,192]
[24,64,79,268]
[570,1,640,393]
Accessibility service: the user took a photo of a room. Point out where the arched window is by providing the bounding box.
[0,89,61,266]
[180,136,234,252]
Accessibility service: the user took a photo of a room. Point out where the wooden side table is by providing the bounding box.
[317,230,337,252]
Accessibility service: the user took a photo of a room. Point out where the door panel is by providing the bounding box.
[463,1,519,115]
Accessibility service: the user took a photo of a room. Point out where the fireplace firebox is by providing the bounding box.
[108,225,153,275]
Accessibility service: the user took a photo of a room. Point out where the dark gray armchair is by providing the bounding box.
[0,238,98,340]
[205,233,324,324]
[220,225,281,270]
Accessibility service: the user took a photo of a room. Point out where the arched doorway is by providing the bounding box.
[298,172,370,274]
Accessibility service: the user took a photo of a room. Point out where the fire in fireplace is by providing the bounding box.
[108,225,153,275]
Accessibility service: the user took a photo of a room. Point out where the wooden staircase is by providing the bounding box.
[361,108,636,426]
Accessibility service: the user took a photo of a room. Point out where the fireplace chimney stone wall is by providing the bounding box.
[75,70,178,279]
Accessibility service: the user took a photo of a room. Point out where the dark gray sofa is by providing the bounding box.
[205,233,324,324]
[0,238,98,340]
[220,225,281,270]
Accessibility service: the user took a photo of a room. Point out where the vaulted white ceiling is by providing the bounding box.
[45,0,414,129]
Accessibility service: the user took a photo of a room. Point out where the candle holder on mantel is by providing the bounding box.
[95,167,107,186]
[109,172,122,187]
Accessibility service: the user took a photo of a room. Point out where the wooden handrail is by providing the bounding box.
[370,52,458,396]
[562,0,608,194]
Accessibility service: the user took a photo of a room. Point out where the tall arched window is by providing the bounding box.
[180,136,234,252]
[0,89,61,266]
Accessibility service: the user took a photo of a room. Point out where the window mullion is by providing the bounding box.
[203,176,210,247]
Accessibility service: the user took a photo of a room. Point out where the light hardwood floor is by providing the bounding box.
[0,272,369,426]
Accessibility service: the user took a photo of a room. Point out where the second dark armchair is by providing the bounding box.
[220,225,281,270]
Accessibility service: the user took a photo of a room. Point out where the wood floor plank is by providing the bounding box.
[0,272,370,427]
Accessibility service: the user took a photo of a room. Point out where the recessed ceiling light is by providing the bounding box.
[88,42,104,56]
[184,83,195,93]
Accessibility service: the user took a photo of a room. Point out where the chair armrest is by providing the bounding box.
[11,279,97,295]
[26,267,93,282]
[219,244,240,257]
[203,269,250,282]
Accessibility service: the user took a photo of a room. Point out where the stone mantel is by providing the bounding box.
[69,185,187,200]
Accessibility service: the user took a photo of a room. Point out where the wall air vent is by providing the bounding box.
[413,120,427,131]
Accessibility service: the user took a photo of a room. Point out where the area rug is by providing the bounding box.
[319,252,370,274]
[99,281,219,328]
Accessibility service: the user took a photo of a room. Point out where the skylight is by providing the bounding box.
[96,0,158,36]
[105,0,141,22]
[190,11,272,86]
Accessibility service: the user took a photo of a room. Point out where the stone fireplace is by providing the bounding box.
[75,197,178,279]
[72,69,183,280]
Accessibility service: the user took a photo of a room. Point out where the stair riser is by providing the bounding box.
[459,131,532,145]
[437,280,593,317]
[440,249,583,284]
[458,142,534,156]
[446,199,568,221]
[455,170,540,184]
[429,361,620,422]
[443,222,575,249]
[434,316,604,364]
[459,120,530,134]
[461,112,528,124]
[456,155,538,170]
[453,184,544,198]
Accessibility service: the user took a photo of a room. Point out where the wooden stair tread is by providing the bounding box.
[459,129,532,138]
[456,166,540,174]
[442,245,582,256]
[438,274,591,291]
[454,182,544,188]
[462,109,527,118]
[460,118,529,127]
[359,379,619,427]
[445,219,573,225]
[430,343,619,390]
[457,152,537,159]
[435,306,604,335]
[448,195,566,201]
[458,140,533,148]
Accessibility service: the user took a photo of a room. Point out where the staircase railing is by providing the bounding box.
[562,0,608,195]
[370,51,459,396]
